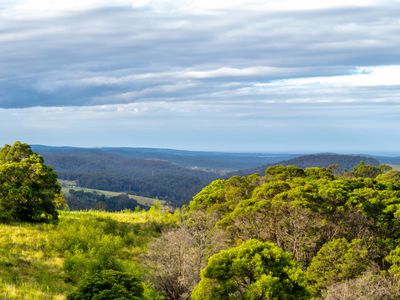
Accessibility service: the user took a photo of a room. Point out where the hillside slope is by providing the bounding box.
[32,146,292,206]
[0,210,177,299]
[238,153,380,176]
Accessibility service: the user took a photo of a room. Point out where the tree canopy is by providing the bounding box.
[0,141,62,223]
[191,239,309,300]
[175,163,400,298]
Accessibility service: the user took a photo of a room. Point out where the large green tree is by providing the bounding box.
[0,141,62,223]
[191,239,309,300]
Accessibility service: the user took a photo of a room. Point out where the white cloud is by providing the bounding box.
[1,0,130,18]
[1,0,386,19]
[269,65,400,88]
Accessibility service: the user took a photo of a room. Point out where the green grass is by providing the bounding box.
[0,209,179,299]
[59,179,165,207]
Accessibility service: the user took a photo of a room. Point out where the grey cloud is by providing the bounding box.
[0,3,400,108]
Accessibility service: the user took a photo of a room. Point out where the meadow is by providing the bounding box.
[0,208,179,299]
[60,180,164,207]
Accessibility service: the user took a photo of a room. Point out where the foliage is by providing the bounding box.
[352,161,385,178]
[37,148,220,206]
[323,271,400,300]
[182,163,400,298]
[191,239,309,300]
[0,208,177,299]
[246,154,380,176]
[306,238,372,293]
[67,270,144,300]
[143,210,226,300]
[385,246,400,277]
[0,141,63,223]
[65,189,144,211]
[4,158,400,299]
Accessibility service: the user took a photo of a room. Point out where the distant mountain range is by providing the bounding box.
[32,145,399,206]
[32,145,294,172]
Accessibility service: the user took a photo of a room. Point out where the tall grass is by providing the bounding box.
[0,208,179,299]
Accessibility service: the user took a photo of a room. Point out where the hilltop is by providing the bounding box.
[238,153,380,176]
[31,146,396,207]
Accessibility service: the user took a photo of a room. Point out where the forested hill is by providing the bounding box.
[36,149,217,206]
[32,145,292,172]
[238,153,380,176]
[32,145,293,206]
[32,146,388,207]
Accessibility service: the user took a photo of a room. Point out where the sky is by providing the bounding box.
[1,0,400,153]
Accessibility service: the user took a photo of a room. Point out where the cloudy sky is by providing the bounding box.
[1,0,400,153]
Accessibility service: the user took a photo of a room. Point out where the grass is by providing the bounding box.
[0,209,179,299]
[59,179,165,207]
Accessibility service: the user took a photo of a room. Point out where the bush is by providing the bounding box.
[67,269,144,300]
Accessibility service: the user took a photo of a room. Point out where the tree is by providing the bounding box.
[265,165,305,181]
[0,141,63,223]
[143,211,227,300]
[191,239,309,300]
[306,238,372,294]
[67,269,144,300]
[144,226,201,300]
[352,161,382,178]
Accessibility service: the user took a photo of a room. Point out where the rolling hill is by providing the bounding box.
[237,153,380,176]
[32,146,389,207]
[33,145,293,206]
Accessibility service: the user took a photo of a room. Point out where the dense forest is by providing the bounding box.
[239,153,381,176]
[2,142,400,299]
[32,146,294,206]
[33,146,392,207]
[36,149,218,206]
[64,190,146,211]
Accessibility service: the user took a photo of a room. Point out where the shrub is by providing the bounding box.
[67,269,144,300]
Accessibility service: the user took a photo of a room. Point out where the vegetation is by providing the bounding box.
[3,141,400,299]
[60,180,161,207]
[64,189,146,211]
[241,154,380,176]
[0,209,178,299]
[67,270,144,300]
[36,147,221,206]
[147,162,400,299]
[0,142,62,223]
[35,146,385,206]
[192,239,308,300]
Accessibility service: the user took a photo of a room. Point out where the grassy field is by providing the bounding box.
[59,180,165,207]
[0,209,179,299]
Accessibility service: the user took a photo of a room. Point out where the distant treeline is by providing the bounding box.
[36,147,385,207]
[43,154,218,206]
[238,153,380,176]
[65,189,146,211]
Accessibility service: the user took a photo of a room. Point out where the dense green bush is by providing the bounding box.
[67,269,144,300]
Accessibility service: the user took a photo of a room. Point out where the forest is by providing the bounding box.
[33,145,388,207]
[1,142,400,299]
